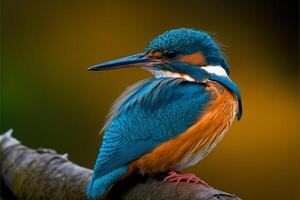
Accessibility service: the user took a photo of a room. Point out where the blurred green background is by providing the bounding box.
[1,0,299,199]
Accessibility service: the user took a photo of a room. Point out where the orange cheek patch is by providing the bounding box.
[178,52,206,66]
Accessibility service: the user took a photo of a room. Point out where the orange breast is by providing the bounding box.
[127,81,238,175]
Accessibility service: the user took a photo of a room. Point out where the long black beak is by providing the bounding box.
[88,53,162,71]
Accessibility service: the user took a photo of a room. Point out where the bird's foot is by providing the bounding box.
[163,170,209,186]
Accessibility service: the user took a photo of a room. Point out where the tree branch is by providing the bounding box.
[0,129,241,200]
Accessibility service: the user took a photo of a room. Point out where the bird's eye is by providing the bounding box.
[165,50,178,59]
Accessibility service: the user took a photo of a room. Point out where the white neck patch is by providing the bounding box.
[200,65,228,77]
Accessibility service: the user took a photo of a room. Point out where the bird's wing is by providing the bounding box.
[93,77,211,178]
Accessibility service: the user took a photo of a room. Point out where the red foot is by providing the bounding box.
[163,170,209,186]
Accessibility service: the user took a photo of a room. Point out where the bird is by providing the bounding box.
[86,28,242,199]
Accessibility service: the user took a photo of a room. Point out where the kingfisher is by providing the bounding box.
[86,28,242,199]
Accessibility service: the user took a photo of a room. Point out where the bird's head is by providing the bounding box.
[89,28,229,76]
[144,28,230,75]
[89,28,242,119]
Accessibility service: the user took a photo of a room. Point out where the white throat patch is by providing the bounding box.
[150,69,195,82]
[149,65,228,82]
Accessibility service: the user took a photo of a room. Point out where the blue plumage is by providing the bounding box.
[86,166,128,199]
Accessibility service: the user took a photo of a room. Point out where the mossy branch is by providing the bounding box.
[0,129,241,200]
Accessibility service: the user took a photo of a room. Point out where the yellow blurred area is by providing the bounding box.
[1,1,299,199]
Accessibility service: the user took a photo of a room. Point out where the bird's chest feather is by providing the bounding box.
[127,80,238,174]
[173,81,238,170]
[129,81,238,174]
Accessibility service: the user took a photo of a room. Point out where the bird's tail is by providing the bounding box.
[86,166,128,199]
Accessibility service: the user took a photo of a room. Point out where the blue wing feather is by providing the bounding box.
[93,77,211,179]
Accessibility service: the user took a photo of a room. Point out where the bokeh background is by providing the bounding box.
[1,0,299,199]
